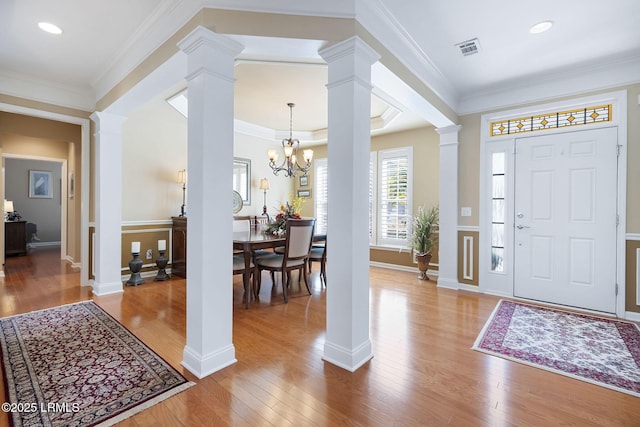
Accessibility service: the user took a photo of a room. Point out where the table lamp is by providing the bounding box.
[259,178,269,218]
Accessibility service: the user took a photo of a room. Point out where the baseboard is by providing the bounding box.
[625,311,640,322]
[458,283,480,293]
[436,278,459,290]
[369,261,439,278]
[27,241,61,248]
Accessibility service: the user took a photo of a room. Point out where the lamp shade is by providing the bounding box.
[4,200,14,213]
[259,178,270,190]
[177,169,187,185]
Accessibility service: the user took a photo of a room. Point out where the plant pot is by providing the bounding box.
[416,252,432,280]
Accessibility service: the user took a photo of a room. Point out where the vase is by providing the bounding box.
[416,253,432,280]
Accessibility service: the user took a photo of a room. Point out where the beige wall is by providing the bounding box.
[625,83,640,233]
[121,96,188,221]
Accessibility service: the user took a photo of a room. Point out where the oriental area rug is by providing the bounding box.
[472,299,640,397]
[0,301,194,426]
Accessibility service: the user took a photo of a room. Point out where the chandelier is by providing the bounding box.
[267,103,313,178]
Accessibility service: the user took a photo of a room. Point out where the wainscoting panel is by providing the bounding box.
[88,221,173,280]
[458,230,479,286]
[626,237,640,310]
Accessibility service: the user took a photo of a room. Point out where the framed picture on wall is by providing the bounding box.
[297,189,311,198]
[29,170,53,199]
[299,175,308,186]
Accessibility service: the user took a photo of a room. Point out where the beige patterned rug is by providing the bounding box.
[0,301,193,426]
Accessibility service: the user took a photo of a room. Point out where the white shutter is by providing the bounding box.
[314,158,328,235]
[377,147,412,247]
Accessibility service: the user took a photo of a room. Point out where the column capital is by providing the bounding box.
[177,26,244,58]
[319,36,380,66]
[436,124,462,146]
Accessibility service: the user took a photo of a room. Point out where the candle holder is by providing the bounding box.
[154,250,169,281]
[126,252,145,286]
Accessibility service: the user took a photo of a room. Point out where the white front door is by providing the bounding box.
[514,127,618,313]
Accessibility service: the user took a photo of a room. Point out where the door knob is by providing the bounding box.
[516,224,531,229]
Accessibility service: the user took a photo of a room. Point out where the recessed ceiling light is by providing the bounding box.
[38,22,63,35]
[530,21,553,34]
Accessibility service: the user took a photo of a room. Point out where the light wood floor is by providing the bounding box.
[1,247,639,426]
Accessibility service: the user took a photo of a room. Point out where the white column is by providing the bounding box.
[178,26,243,378]
[90,112,126,295]
[435,125,462,289]
[319,37,379,372]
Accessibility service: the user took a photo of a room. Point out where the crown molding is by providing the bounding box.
[0,71,95,112]
[354,0,459,112]
[457,52,640,116]
[234,119,276,141]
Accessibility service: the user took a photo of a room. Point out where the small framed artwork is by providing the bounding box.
[68,172,75,199]
[299,175,308,187]
[29,170,53,199]
[297,189,311,198]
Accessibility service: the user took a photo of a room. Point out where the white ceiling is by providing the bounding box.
[1,0,639,133]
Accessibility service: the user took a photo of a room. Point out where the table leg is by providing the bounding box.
[243,249,252,309]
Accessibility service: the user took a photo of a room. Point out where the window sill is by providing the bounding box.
[370,245,410,253]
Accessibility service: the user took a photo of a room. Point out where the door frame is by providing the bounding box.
[479,90,627,317]
[0,102,91,286]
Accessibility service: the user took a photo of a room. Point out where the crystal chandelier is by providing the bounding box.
[267,103,313,178]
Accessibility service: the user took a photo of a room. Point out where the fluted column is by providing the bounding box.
[319,36,380,372]
[178,26,244,378]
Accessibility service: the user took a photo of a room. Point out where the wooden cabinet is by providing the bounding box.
[5,221,27,257]
[171,217,187,278]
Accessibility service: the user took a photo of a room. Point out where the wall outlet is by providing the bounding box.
[145,249,153,260]
[461,207,472,217]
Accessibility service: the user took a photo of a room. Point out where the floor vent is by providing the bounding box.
[455,38,480,56]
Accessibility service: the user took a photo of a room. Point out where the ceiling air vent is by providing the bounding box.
[455,38,480,56]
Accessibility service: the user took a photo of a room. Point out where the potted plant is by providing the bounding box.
[409,205,439,280]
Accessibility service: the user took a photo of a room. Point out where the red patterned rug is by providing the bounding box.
[472,300,640,397]
[0,301,193,426]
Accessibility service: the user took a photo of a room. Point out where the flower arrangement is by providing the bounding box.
[266,196,304,236]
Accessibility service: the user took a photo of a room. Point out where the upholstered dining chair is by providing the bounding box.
[233,254,255,307]
[233,217,251,255]
[255,218,316,303]
[308,240,327,286]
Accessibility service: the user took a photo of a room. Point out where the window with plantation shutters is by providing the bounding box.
[369,152,377,245]
[377,147,412,247]
[314,158,328,235]
[313,147,412,248]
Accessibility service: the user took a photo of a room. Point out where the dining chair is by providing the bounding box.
[233,217,251,232]
[233,254,255,308]
[308,240,327,286]
[233,217,251,255]
[255,218,316,303]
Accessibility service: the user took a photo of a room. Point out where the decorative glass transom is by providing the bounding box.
[490,104,611,136]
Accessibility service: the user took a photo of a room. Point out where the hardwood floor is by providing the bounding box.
[1,247,639,426]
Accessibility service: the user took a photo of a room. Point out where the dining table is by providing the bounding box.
[233,228,326,309]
